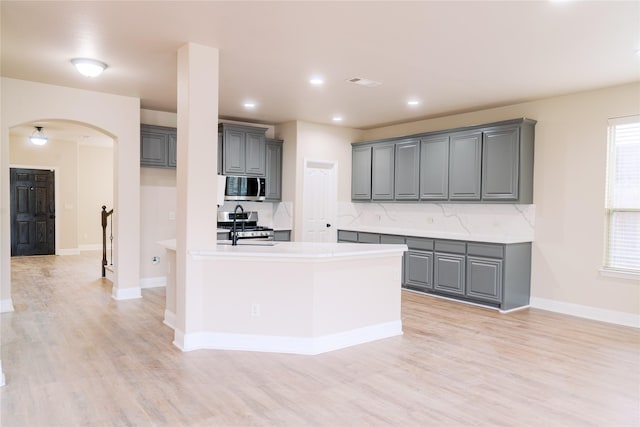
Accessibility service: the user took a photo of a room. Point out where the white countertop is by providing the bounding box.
[157,239,407,260]
[337,225,533,244]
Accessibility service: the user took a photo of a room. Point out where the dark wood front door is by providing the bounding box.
[10,168,56,256]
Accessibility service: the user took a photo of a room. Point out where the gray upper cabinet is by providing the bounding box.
[245,131,266,176]
[352,145,372,200]
[420,135,449,200]
[217,133,223,174]
[394,139,420,200]
[482,126,519,201]
[351,118,536,204]
[483,121,535,203]
[168,133,177,168]
[449,131,482,200]
[140,124,177,168]
[372,143,395,200]
[219,123,267,176]
[265,139,283,201]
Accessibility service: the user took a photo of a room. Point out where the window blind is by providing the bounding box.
[605,116,640,272]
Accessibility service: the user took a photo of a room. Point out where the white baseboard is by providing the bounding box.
[57,248,80,256]
[173,320,403,355]
[163,310,176,330]
[530,297,640,328]
[79,244,102,251]
[111,286,142,300]
[0,299,14,313]
[140,276,166,289]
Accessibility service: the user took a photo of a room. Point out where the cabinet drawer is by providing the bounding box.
[273,230,291,242]
[467,243,504,258]
[381,234,405,245]
[406,237,434,251]
[337,230,358,242]
[435,240,466,254]
[358,232,380,244]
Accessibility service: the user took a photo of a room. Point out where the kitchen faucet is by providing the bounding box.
[231,204,244,246]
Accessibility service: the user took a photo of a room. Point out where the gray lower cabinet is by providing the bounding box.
[405,251,433,291]
[420,135,449,200]
[352,145,372,200]
[466,256,503,303]
[273,230,291,241]
[433,240,467,295]
[140,124,177,168]
[394,139,420,200]
[219,123,267,176]
[217,231,229,240]
[265,139,283,201]
[336,229,531,310]
[371,143,395,200]
[434,252,466,296]
[448,131,482,200]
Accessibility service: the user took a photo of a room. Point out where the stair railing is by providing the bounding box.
[101,205,114,277]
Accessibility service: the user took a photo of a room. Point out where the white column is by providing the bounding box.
[174,43,219,347]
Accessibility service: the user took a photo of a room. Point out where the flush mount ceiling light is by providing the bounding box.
[71,58,108,77]
[29,126,48,145]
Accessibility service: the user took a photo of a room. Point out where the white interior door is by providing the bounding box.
[302,159,337,243]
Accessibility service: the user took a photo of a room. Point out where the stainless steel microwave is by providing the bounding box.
[223,175,265,202]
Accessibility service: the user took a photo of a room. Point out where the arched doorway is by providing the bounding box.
[1,78,141,314]
[8,120,114,257]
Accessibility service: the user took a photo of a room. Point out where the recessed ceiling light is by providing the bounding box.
[346,77,382,88]
[243,102,256,109]
[407,100,421,106]
[332,116,343,122]
[71,58,107,77]
[309,77,324,85]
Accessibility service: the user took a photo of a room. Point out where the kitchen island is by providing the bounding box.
[158,240,407,355]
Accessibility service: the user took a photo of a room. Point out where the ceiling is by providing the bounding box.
[2,1,639,133]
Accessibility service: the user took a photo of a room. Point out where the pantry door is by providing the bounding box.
[10,168,56,256]
[302,159,337,243]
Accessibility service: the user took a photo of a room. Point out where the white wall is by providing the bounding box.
[361,82,640,320]
[78,145,114,248]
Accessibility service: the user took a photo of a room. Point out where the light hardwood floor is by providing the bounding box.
[1,252,639,427]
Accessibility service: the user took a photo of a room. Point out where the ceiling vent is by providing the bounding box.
[346,77,382,88]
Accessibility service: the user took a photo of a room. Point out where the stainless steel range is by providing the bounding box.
[217,210,274,242]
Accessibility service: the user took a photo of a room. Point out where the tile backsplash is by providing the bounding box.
[217,201,533,240]
[338,202,534,241]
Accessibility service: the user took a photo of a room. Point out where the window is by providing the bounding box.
[604,116,640,276]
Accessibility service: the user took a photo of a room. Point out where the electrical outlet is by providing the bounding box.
[251,303,261,317]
